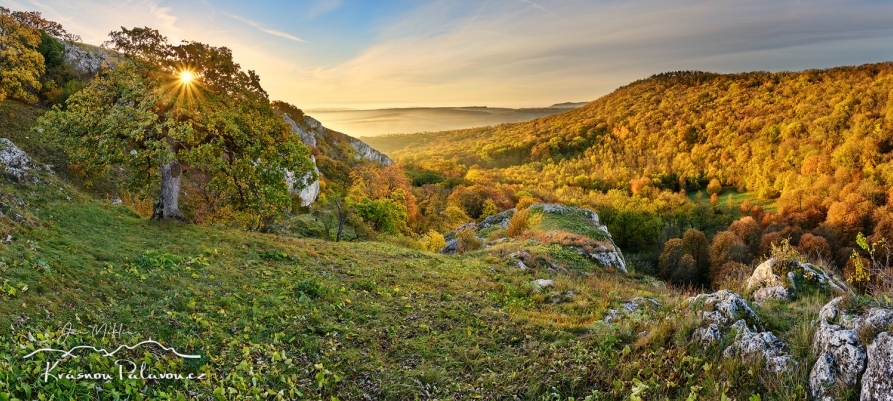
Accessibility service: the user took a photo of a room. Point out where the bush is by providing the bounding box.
[423,229,446,253]
[706,178,722,195]
[480,199,498,220]
[456,228,482,254]
[507,207,542,238]
[515,196,539,211]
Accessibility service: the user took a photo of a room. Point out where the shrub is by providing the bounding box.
[507,207,542,238]
[455,228,481,254]
[706,178,722,195]
[480,199,498,219]
[515,196,539,211]
[423,229,446,253]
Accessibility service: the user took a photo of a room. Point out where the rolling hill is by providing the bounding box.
[366,64,893,198]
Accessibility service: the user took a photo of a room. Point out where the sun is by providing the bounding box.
[179,70,195,84]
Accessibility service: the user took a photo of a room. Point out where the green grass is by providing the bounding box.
[687,187,777,214]
[532,206,608,242]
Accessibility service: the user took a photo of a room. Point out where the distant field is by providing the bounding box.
[306,104,586,137]
[687,188,777,213]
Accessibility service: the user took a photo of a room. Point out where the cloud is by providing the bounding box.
[306,0,341,20]
[283,0,893,108]
[221,11,307,43]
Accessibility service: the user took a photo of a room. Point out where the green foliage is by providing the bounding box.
[39,27,315,225]
[355,197,408,235]
[480,198,498,219]
[271,100,304,121]
[36,30,64,68]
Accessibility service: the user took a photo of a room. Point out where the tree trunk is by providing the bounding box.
[152,160,185,222]
[335,199,346,242]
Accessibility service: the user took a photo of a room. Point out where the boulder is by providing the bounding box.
[861,332,893,401]
[746,258,851,302]
[532,279,554,288]
[439,239,459,255]
[809,321,866,400]
[0,138,34,182]
[688,290,761,329]
[752,286,791,303]
[723,326,796,373]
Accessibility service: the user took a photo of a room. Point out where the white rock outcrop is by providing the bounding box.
[0,138,35,182]
[723,327,796,373]
[746,258,851,303]
[809,297,893,401]
[63,42,114,75]
[861,332,893,401]
[688,290,760,329]
[280,113,394,206]
[687,290,794,372]
[529,203,626,272]
[810,320,866,400]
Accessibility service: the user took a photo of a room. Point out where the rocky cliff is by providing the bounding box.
[281,113,394,205]
[63,42,114,75]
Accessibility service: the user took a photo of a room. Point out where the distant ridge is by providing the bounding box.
[549,101,589,108]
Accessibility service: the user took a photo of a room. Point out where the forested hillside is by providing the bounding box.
[372,65,893,195]
[367,64,893,288]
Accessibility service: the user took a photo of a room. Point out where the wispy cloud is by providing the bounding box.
[286,0,893,108]
[222,11,307,43]
[306,0,341,20]
[518,0,559,19]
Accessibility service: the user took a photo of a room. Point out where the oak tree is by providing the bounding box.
[40,27,314,225]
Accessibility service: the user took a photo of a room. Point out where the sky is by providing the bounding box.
[3,0,893,110]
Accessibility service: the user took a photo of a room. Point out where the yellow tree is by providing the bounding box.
[0,7,44,103]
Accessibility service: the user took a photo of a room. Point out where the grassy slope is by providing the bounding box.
[1,100,829,400]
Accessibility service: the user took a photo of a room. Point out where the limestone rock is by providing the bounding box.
[753,286,791,303]
[528,203,626,273]
[693,323,723,345]
[63,42,114,75]
[723,327,796,373]
[479,209,514,228]
[746,259,784,290]
[746,258,851,302]
[819,297,846,324]
[439,239,459,255]
[851,308,893,339]
[282,113,317,148]
[0,138,34,182]
[604,309,621,323]
[688,290,760,330]
[283,155,321,207]
[532,279,554,288]
[809,321,867,400]
[861,332,893,401]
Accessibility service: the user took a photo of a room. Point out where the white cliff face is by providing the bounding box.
[299,115,394,165]
[63,43,114,75]
[280,113,394,206]
[284,156,320,207]
[282,113,317,148]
